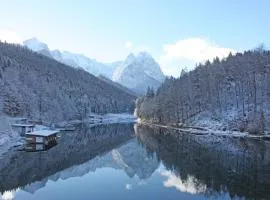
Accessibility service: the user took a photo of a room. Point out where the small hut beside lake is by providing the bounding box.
[25,130,59,145]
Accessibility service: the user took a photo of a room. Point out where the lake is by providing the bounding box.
[0,123,270,200]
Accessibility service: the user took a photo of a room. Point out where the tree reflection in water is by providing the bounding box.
[0,123,270,200]
[135,124,270,199]
[0,123,135,193]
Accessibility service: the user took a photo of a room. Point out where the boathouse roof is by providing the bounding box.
[25,130,59,137]
[11,124,35,127]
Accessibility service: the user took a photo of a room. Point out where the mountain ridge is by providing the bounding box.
[23,37,165,94]
[112,52,165,94]
[0,41,135,122]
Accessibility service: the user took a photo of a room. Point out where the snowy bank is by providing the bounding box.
[0,116,24,157]
[188,109,270,135]
[102,113,137,124]
[1,113,137,156]
[139,119,270,141]
[55,113,137,127]
[0,116,52,157]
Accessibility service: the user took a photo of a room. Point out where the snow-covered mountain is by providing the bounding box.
[23,38,165,93]
[53,50,115,78]
[112,52,165,94]
[23,38,115,78]
[23,37,49,52]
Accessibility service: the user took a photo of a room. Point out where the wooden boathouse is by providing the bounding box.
[25,130,59,145]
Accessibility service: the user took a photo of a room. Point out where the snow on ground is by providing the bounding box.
[191,108,270,135]
[0,116,24,157]
[0,116,51,157]
[189,109,240,131]
[102,113,137,124]
[0,113,137,156]
[142,121,248,139]
[55,113,137,127]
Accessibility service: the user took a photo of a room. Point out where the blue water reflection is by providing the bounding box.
[0,123,270,200]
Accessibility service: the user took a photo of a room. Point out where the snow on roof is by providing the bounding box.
[11,124,35,127]
[13,117,27,120]
[26,130,59,137]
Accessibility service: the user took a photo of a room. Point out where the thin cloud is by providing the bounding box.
[0,30,23,44]
[161,38,235,62]
[159,38,235,76]
[136,45,150,52]
[125,41,133,49]
[125,184,133,190]
[125,41,150,53]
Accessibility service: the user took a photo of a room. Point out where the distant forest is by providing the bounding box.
[0,42,135,122]
[136,46,270,133]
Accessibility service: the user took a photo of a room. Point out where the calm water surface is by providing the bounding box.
[0,123,270,200]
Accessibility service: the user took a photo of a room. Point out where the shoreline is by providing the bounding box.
[0,114,137,157]
[138,120,270,140]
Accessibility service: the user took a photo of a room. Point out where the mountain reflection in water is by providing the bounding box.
[0,123,270,200]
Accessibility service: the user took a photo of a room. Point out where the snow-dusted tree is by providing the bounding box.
[0,41,136,122]
[136,46,270,133]
[76,94,91,121]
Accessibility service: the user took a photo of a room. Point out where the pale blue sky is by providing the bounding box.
[0,0,269,76]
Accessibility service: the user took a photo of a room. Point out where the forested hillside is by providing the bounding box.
[136,48,270,133]
[97,75,137,97]
[0,42,135,122]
